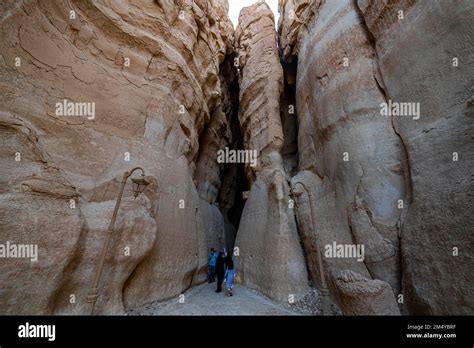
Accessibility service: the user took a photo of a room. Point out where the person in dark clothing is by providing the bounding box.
[225,254,232,267]
[215,252,225,293]
[224,257,235,297]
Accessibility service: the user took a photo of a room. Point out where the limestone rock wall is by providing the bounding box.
[278,0,319,63]
[1,0,471,317]
[280,0,404,314]
[0,0,234,314]
[358,0,474,314]
[280,0,473,315]
[0,114,83,314]
[234,1,311,304]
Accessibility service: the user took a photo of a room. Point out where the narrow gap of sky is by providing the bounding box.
[228,0,279,28]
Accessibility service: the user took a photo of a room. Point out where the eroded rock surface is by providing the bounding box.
[0,0,234,314]
[357,0,474,315]
[281,0,404,313]
[1,0,471,316]
[0,113,82,314]
[280,0,473,315]
[234,1,311,304]
[335,270,400,315]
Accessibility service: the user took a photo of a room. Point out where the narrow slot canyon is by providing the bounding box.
[0,0,472,318]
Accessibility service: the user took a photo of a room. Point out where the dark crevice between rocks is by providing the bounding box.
[280,55,322,313]
[280,55,314,288]
[280,58,299,178]
[216,53,249,252]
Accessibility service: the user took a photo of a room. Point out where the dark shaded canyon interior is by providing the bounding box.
[215,54,248,250]
[206,47,300,252]
[280,59,300,178]
[199,18,302,268]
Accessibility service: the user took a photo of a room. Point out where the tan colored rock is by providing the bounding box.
[234,1,311,304]
[282,0,405,313]
[193,53,237,204]
[278,0,320,62]
[358,0,474,314]
[335,270,400,315]
[0,0,235,314]
[2,0,470,318]
[349,206,399,292]
[291,171,372,301]
[0,112,83,314]
[53,197,157,315]
[279,0,473,315]
[236,1,285,181]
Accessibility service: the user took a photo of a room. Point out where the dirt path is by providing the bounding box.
[127,283,303,315]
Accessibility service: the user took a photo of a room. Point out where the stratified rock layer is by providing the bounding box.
[1,0,472,317]
[278,0,319,63]
[0,0,234,314]
[234,1,311,303]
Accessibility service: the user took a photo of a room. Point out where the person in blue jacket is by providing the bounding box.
[224,255,235,297]
[207,248,217,283]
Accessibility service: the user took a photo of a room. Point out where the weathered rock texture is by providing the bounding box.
[335,270,400,315]
[0,115,83,314]
[280,0,403,314]
[0,0,235,314]
[278,0,318,63]
[358,0,474,315]
[280,0,473,314]
[234,1,311,304]
[1,0,472,317]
